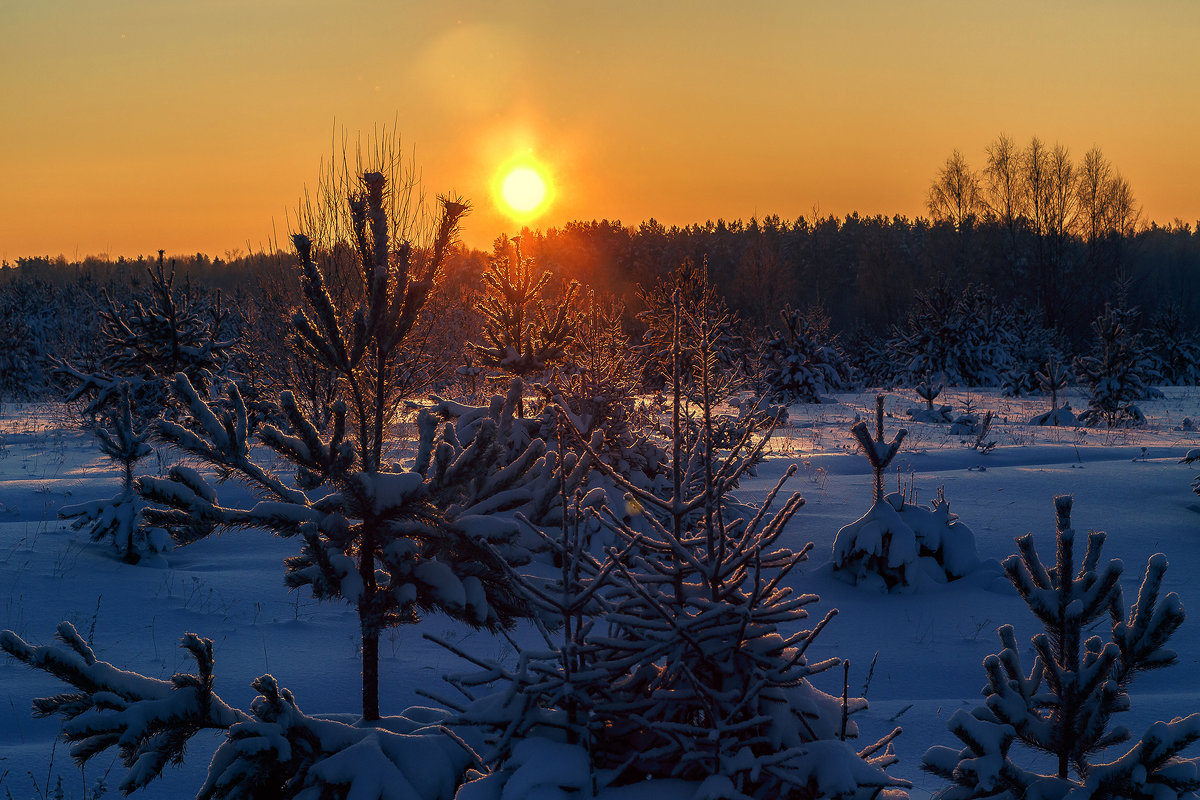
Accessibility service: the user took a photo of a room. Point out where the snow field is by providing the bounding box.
[2,386,1200,798]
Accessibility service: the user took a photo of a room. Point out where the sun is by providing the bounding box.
[498,165,549,217]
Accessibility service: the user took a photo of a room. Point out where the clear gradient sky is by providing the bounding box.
[2,1,1197,260]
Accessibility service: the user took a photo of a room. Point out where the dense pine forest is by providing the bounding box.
[4,210,1199,402]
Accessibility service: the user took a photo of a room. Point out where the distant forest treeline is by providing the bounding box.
[495,213,1200,343]
[4,211,1199,345]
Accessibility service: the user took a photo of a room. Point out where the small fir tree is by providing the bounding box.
[58,386,172,563]
[1000,306,1063,398]
[1029,357,1078,426]
[907,378,953,423]
[549,289,658,482]
[1076,303,1152,427]
[923,496,1200,800]
[469,234,578,413]
[1144,303,1200,386]
[0,278,61,400]
[635,258,745,395]
[134,169,535,723]
[55,250,234,420]
[887,285,1017,387]
[438,295,910,799]
[763,303,856,404]
[834,396,984,590]
[847,323,901,389]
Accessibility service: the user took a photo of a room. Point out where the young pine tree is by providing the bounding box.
[140,171,535,722]
[55,250,234,420]
[635,258,746,394]
[549,289,657,480]
[1076,303,1153,427]
[58,386,172,563]
[1143,303,1200,387]
[1029,357,1077,427]
[469,234,578,413]
[437,294,910,799]
[834,396,984,590]
[923,496,1200,800]
[763,304,856,404]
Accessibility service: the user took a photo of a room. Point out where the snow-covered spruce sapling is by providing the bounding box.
[635,258,746,395]
[468,234,578,415]
[763,304,856,404]
[923,496,1200,800]
[0,277,62,400]
[834,396,984,590]
[1029,357,1078,427]
[0,623,468,799]
[916,380,943,412]
[1144,303,1200,386]
[1076,303,1154,428]
[437,297,910,799]
[855,395,906,506]
[54,249,234,420]
[57,386,175,563]
[1000,307,1062,398]
[547,288,659,483]
[887,284,1016,388]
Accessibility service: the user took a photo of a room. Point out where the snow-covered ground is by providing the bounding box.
[3,387,1200,799]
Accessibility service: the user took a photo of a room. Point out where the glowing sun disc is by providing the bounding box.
[501,167,547,213]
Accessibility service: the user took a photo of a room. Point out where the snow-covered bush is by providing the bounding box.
[834,488,984,591]
[906,380,953,423]
[434,304,910,800]
[763,304,856,403]
[922,495,1200,800]
[834,396,985,591]
[0,623,470,799]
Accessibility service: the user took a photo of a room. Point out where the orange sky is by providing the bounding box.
[2,1,1197,261]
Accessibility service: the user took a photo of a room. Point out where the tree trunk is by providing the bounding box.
[360,602,380,722]
[359,521,380,721]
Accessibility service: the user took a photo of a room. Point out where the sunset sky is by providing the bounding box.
[2,1,1197,261]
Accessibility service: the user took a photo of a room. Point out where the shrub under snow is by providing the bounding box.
[833,397,987,592]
